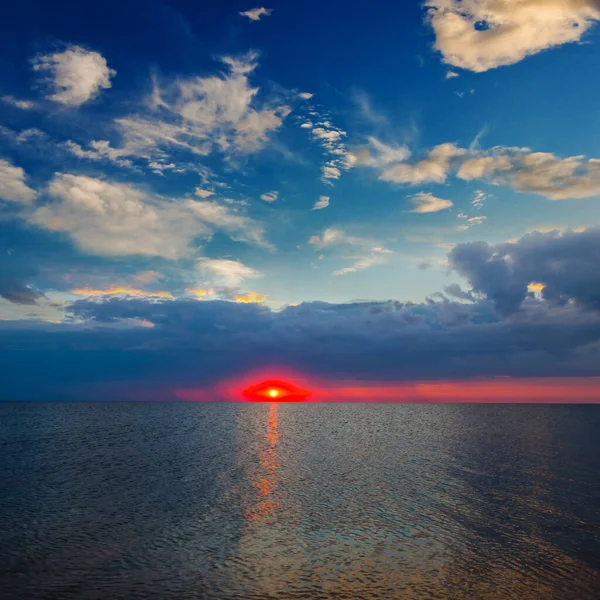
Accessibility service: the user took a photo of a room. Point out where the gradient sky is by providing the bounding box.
[2,0,600,400]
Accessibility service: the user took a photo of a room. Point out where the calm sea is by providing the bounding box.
[1,402,600,599]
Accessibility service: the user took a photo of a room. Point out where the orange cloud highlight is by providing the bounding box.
[186,288,214,299]
[235,292,266,303]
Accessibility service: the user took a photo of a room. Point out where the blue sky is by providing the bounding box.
[3,0,600,398]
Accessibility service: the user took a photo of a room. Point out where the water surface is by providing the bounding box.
[1,402,600,599]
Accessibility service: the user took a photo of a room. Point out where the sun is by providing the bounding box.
[242,379,311,402]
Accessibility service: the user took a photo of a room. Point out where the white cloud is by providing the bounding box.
[351,137,411,168]
[196,258,261,287]
[458,215,487,231]
[32,45,116,106]
[30,174,270,258]
[457,147,600,199]
[111,53,289,162]
[239,7,273,21]
[298,92,313,100]
[0,159,37,204]
[333,254,387,276]
[308,227,390,253]
[65,140,132,167]
[380,143,465,185]
[1,96,35,109]
[472,189,487,209]
[445,71,459,79]
[195,188,214,198]
[260,190,278,202]
[312,195,330,210]
[409,192,453,213]
[322,164,341,183]
[425,0,600,73]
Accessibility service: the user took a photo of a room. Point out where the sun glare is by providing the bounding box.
[268,389,279,398]
[242,379,311,402]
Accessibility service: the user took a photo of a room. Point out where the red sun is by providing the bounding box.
[243,379,311,402]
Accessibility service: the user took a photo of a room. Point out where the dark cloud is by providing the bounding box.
[0,253,44,305]
[449,228,600,314]
[2,296,600,399]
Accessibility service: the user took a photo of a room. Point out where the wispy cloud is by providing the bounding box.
[409,192,453,213]
[260,190,279,202]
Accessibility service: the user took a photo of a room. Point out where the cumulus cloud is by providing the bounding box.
[260,190,278,202]
[30,174,270,259]
[0,159,37,204]
[409,192,453,213]
[457,147,600,199]
[380,143,465,185]
[239,7,273,21]
[449,227,600,313]
[196,258,261,287]
[298,92,313,100]
[32,45,116,106]
[425,0,600,73]
[358,140,600,200]
[312,195,330,210]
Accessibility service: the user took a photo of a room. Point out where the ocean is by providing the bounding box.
[1,402,600,599]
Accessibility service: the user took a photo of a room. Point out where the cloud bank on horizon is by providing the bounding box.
[1,0,600,398]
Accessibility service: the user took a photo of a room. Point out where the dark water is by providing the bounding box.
[2,403,600,599]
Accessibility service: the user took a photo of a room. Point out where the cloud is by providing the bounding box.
[445,71,459,79]
[196,258,261,287]
[458,215,487,231]
[350,137,411,168]
[409,192,453,213]
[449,227,600,313]
[312,195,330,210]
[235,291,266,303]
[32,45,116,106]
[71,287,174,299]
[333,253,388,276]
[358,140,600,200]
[301,112,355,185]
[425,0,600,73]
[472,189,487,209]
[298,92,313,100]
[260,190,278,202]
[111,53,289,163]
[380,143,465,185]
[1,96,35,109]
[195,188,214,198]
[239,7,273,21]
[30,174,270,258]
[0,254,43,305]
[0,159,37,204]
[457,148,600,199]
[6,291,600,399]
[309,228,391,274]
[64,140,133,167]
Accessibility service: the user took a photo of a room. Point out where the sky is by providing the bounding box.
[2,0,600,400]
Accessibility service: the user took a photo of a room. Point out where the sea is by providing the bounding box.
[1,402,600,599]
